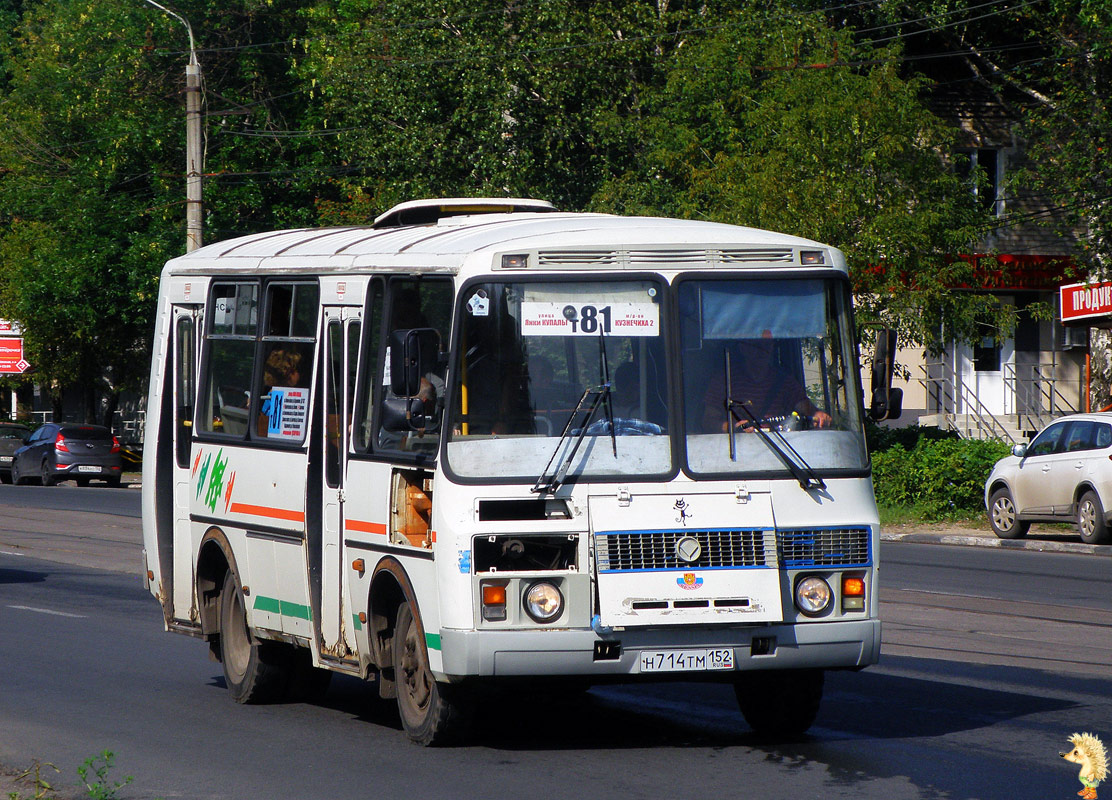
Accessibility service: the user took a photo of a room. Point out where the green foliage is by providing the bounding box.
[1022,0,1112,277]
[6,752,133,800]
[0,0,320,419]
[590,4,1000,350]
[871,436,1010,519]
[76,751,131,800]
[865,420,959,453]
[7,760,58,800]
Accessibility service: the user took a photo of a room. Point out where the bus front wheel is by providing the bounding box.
[218,571,291,704]
[735,669,824,738]
[393,601,471,745]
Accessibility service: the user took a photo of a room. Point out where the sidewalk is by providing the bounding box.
[880,519,1112,556]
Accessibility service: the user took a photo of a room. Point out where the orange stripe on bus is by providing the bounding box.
[345,519,388,535]
[228,502,306,523]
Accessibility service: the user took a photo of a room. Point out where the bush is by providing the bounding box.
[871,435,1011,520]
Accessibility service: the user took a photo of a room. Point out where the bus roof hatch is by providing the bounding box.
[372,197,557,229]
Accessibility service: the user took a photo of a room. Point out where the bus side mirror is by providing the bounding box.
[869,328,902,421]
[381,396,427,433]
[389,328,438,397]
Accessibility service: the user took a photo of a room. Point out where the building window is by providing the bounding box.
[961,148,1003,217]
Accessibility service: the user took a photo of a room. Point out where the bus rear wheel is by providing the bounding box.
[393,601,471,745]
[735,669,824,738]
[218,571,291,704]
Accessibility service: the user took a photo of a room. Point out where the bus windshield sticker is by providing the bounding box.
[466,290,489,316]
[263,386,309,438]
[520,301,658,337]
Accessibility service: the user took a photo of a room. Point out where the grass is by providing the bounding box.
[878,503,986,528]
[6,753,135,800]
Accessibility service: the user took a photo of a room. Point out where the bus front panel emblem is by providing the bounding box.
[676,536,702,564]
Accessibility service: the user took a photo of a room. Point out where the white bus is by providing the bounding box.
[141,198,901,745]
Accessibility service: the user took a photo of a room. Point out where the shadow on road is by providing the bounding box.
[0,566,47,585]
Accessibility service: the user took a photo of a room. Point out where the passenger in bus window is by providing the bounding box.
[702,338,832,433]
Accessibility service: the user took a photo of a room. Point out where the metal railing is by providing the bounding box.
[918,364,1019,444]
[1003,361,1078,432]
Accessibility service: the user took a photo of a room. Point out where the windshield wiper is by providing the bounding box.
[531,382,611,495]
[532,329,617,495]
[724,351,825,492]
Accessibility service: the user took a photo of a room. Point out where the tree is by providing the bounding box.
[589,8,1000,349]
[298,0,725,215]
[0,0,323,422]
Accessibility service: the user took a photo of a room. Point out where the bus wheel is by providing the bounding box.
[218,571,291,704]
[735,669,823,738]
[393,601,471,745]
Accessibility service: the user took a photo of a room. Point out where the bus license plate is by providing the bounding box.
[77,465,101,473]
[639,648,734,673]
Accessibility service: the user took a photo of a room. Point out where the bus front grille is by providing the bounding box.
[775,528,871,567]
[594,529,775,572]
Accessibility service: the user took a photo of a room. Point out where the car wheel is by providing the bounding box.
[1076,491,1110,545]
[41,457,56,487]
[11,461,24,486]
[988,488,1028,539]
[104,475,121,488]
[0,470,10,485]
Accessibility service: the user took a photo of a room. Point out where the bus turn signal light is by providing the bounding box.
[842,576,865,611]
[482,583,507,621]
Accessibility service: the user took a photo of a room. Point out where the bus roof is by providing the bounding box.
[163,207,844,275]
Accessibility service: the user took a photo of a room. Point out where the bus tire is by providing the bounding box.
[393,601,471,745]
[218,571,291,704]
[735,669,823,738]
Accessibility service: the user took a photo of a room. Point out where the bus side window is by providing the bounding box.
[200,282,258,437]
[254,283,318,443]
[377,278,453,452]
[353,280,383,453]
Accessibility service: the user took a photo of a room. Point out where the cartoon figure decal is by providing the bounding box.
[1062,732,1108,800]
[673,498,693,526]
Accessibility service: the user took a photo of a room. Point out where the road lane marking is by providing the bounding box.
[0,550,25,557]
[7,605,87,619]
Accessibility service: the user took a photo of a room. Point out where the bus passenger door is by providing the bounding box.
[170,305,201,623]
[316,306,361,661]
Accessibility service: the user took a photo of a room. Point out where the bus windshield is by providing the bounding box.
[446,279,671,481]
[679,277,867,476]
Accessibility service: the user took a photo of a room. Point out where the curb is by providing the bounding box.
[880,530,1112,556]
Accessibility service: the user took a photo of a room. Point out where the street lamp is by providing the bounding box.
[143,0,203,252]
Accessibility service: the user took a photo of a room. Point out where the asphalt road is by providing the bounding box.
[0,495,1109,799]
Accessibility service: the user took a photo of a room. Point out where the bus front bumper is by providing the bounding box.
[435,618,880,680]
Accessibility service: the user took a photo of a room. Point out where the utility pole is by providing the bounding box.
[144,1,203,252]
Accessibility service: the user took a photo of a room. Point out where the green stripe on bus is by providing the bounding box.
[425,632,442,651]
[253,595,312,621]
[352,615,363,631]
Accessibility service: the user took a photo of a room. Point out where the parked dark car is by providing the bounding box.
[0,423,31,483]
[11,423,123,487]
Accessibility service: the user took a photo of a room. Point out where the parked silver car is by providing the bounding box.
[984,412,1112,544]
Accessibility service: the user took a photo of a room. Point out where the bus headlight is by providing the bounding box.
[794,576,832,616]
[523,581,563,623]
